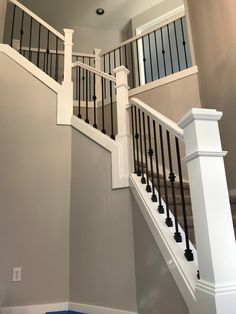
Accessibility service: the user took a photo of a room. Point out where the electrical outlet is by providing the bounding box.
[12,267,22,282]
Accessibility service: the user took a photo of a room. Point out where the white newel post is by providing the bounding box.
[113,66,132,180]
[179,108,236,314]
[57,28,74,124]
[94,48,102,102]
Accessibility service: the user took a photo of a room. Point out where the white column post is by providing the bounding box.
[113,65,132,180]
[179,108,236,314]
[94,48,102,102]
[57,28,74,125]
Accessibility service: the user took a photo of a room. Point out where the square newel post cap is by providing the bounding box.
[178,108,223,129]
[63,29,74,35]
[113,65,130,75]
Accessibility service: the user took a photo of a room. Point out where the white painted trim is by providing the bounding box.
[130,98,184,140]
[136,5,185,36]
[0,44,61,93]
[130,174,197,312]
[178,107,223,128]
[2,302,68,314]
[69,302,137,314]
[72,60,116,83]
[8,0,65,41]
[129,66,198,96]
[184,151,228,163]
[71,116,129,189]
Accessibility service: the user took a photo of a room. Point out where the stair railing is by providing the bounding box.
[7,0,66,81]
[130,98,194,261]
[130,98,236,313]
[100,13,192,90]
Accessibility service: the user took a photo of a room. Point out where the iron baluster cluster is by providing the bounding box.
[73,66,116,140]
[9,2,64,82]
[101,16,191,89]
[130,103,194,262]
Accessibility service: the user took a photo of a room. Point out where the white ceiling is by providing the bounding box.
[20,0,165,31]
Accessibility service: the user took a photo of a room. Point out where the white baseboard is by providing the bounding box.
[69,302,137,314]
[1,302,137,314]
[2,302,68,314]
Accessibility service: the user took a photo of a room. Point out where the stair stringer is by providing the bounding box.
[71,115,130,189]
[130,173,198,312]
[0,44,72,125]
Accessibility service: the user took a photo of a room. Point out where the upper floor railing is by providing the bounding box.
[100,13,192,89]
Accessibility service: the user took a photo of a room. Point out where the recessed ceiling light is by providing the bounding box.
[96,8,105,15]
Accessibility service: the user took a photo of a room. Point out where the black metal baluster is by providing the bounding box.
[131,106,137,174]
[93,73,97,128]
[130,42,135,89]
[85,69,89,123]
[82,57,85,102]
[28,17,33,61]
[142,112,151,192]
[160,27,167,76]
[180,18,188,69]
[89,58,92,101]
[19,11,25,54]
[159,126,173,225]
[134,107,141,176]
[154,31,160,79]
[101,77,106,134]
[103,55,106,98]
[124,44,128,68]
[10,5,16,47]
[142,37,147,84]
[78,66,82,118]
[46,30,50,74]
[119,47,122,65]
[75,57,78,102]
[153,121,164,213]
[113,50,116,70]
[136,40,141,87]
[167,24,174,74]
[174,21,181,71]
[148,34,154,82]
[50,52,53,77]
[55,36,59,81]
[138,109,146,184]
[147,116,157,202]
[109,52,111,74]
[43,52,46,72]
[166,130,182,242]
[37,23,41,67]
[175,137,194,261]
[110,80,115,139]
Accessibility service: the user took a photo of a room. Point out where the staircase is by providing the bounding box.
[2,1,236,314]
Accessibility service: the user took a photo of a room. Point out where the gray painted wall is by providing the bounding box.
[70,129,137,311]
[131,0,184,34]
[0,0,7,42]
[186,0,236,192]
[0,52,71,306]
[131,195,188,314]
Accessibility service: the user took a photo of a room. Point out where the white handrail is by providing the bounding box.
[100,12,185,57]
[130,98,184,141]
[72,60,116,83]
[8,0,65,41]
[20,46,95,58]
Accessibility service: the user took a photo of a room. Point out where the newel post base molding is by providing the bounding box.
[179,108,236,314]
